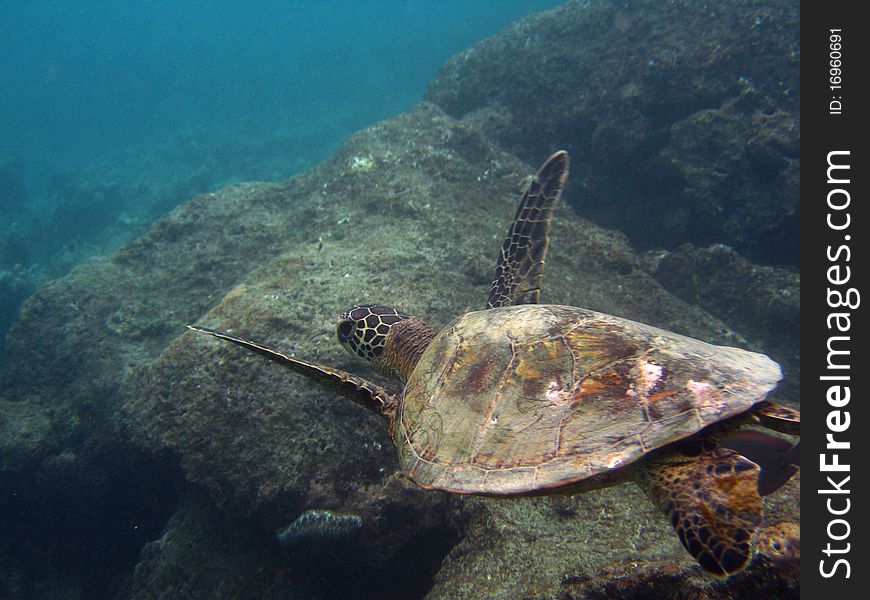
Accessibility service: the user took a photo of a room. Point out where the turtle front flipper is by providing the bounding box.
[635,446,763,577]
[486,151,569,309]
[187,325,399,422]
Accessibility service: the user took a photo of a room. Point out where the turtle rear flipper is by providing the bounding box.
[720,430,799,496]
[636,447,763,577]
[752,400,800,435]
[487,151,569,309]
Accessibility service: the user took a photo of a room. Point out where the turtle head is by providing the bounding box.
[337,304,411,363]
[337,304,436,381]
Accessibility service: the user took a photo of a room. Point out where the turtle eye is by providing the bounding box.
[337,320,354,343]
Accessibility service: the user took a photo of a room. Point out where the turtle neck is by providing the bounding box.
[381,316,437,383]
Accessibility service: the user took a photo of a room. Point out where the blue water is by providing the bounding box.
[0,0,559,342]
[1,0,558,202]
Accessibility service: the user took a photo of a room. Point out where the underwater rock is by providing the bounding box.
[129,478,458,599]
[1,102,797,597]
[427,474,799,599]
[0,263,39,356]
[276,509,364,547]
[425,0,799,266]
[130,490,304,600]
[0,399,51,472]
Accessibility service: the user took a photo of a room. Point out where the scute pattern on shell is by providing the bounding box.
[395,304,781,495]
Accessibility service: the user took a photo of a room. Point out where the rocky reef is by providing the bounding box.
[1,1,799,598]
[1,100,799,599]
[426,0,799,268]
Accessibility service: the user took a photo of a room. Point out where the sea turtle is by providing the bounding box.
[189,151,799,577]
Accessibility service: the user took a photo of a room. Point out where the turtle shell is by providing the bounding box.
[394,304,781,495]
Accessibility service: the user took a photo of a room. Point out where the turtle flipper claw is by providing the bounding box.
[636,447,763,577]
